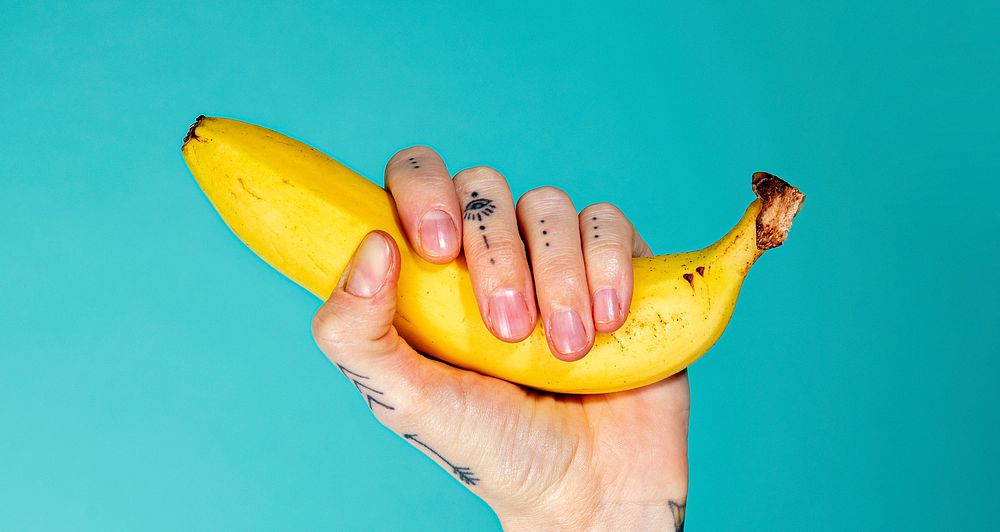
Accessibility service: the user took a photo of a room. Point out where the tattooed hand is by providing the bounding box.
[312,147,688,531]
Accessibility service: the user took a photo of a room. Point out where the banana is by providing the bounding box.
[181,116,805,394]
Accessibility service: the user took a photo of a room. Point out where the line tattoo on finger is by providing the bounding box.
[336,363,395,412]
[404,433,480,486]
[463,191,496,222]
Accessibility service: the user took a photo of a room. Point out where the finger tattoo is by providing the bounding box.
[463,191,496,221]
[466,191,498,259]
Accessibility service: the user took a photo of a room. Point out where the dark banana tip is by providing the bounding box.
[182,115,207,147]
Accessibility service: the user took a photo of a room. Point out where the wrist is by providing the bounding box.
[496,499,684,532]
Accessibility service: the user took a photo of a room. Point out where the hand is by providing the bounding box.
[311,147,689,531]
[382,147,652,361]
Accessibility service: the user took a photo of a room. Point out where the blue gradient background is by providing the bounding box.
[2,2,997,530]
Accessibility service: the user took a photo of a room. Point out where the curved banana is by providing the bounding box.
[181,116,805,394]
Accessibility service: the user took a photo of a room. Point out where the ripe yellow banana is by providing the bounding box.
[181,116,805,394]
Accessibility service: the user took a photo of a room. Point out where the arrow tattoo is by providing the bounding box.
[336,363,395,412]
[403,433,479,486]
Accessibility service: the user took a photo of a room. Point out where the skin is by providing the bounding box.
[312,147,689,531]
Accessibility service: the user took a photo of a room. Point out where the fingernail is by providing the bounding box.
[345,233,392,298]
[549,309,588,355]
[488,289,532,340]
[593,288,622,324]
[419,209,458,258]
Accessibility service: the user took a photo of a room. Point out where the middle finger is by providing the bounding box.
[453,166,538,343]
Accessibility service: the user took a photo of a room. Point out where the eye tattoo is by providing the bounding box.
[336,363,395,412]
[464,191,496,221]
[404,433,480,486]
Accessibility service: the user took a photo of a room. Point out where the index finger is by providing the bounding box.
[384,146,463,263]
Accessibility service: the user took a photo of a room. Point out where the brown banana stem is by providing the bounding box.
[752,172,806,250]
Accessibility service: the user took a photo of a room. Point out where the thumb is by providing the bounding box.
[312,230,450,418]
[312,230,403,364]
[312,231,509,498]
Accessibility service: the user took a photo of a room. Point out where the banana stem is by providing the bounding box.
[751,172,806,250]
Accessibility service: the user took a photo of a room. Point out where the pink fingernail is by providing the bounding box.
[593,288,622,324]
[549,309,588,356]
[345,233,392,298]
[488,289,532,341]
[419,209,458,257]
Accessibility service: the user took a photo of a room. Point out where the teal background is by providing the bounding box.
[2,1,997,530]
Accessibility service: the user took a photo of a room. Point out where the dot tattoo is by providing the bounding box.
[463,191,496,221]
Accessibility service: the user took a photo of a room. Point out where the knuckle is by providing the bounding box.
[455,165,502,185]
[585,251,629,277]
[386,147,442,186]
[518,186,568,210]
[581,201,624,218]
[587,232,632,250]
[468,235,523,260]
[535,256,586,283]
[311,303,351,352]
[389,145,435,164]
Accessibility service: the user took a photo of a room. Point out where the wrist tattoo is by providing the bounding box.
[404,433,479,486]
[668,500,686,532]
[336,363,395,412]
